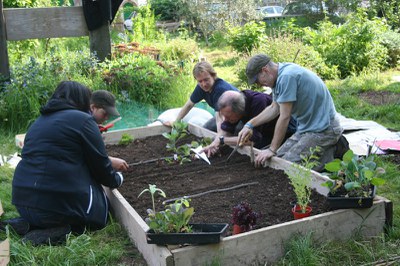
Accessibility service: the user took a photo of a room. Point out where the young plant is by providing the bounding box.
[284,147,321,213]
[231,202,261,232]
[322,149,386,197]
[162,122,212,165]
[138,184,166,216]
[118,133,134,146]
[138,185,194,233]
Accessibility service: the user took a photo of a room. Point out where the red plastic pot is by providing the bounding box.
[232,224,244,235]
[291,205,312,220]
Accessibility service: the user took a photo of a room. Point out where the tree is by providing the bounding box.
[182,0,260,45]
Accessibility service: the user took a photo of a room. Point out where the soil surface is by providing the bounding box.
[107,134,330,235]
[358,91,400,106]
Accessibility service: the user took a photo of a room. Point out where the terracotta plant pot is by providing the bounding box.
[291,205,312,220]
[232,224,244,235]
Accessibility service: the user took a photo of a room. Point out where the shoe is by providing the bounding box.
[22,225,71,246]
[0,217,30,235]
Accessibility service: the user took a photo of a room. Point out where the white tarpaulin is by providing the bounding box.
[338,113,400,155]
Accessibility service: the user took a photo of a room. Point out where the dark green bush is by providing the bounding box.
[303,11,389,78]
[381,30,400,68]
[99,53,177,109]
[235,33,338,86]
[226,21,267,55]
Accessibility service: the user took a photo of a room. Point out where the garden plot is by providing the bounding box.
[103,124,392,266]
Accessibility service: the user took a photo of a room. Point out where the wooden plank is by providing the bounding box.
[0,239,10,266]
[0,0,10,79]
[171,200,387,266]
[89,22,111,61]
[103,124,171,145]
[103,124,390,265]
[4,6,88,40]
[105,188,174,266]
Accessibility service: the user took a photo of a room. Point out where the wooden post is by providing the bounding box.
[0,0,10,80]
[89,22,111,62]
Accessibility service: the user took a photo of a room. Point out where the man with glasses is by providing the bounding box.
[238,54,343,171]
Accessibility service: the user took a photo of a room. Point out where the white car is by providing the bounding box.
[257,5,284,17]
[124,19,133,32]
[124,12,137,32]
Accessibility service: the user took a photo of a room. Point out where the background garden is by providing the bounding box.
[0,0,399,265]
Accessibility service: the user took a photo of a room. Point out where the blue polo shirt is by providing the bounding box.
[190,78,238,111]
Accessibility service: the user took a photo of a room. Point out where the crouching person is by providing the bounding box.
[11,81,124,245]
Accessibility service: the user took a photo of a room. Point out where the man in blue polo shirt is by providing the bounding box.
[238,54,343,171]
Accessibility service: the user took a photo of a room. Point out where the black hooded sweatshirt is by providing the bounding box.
[12,99,123,229]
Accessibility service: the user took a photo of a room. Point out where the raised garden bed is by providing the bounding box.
[103,124,392,266]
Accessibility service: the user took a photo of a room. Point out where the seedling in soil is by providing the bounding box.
[138,184,194,233]
[119,133,134,146]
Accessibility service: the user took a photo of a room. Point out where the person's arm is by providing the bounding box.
[254,102,293,167]
[163,100,195,127]
[238,102,280,145]
[81,118,123,188]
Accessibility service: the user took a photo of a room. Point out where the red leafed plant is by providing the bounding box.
[231,202,261,232]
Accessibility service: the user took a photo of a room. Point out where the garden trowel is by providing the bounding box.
[190,146,211,165]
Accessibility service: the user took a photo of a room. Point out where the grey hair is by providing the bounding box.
[218,91,245,114]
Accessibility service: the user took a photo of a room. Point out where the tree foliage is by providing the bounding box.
[182,0,260,45]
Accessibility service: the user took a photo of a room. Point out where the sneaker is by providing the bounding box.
[22,225,71,246]
[0,217,30,235]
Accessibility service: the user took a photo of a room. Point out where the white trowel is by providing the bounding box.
[190,146,211,165]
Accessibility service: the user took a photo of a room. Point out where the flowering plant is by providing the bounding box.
[231,202,261,232]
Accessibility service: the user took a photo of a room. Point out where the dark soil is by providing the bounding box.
[359,91,400,105]
[107,134,330,236]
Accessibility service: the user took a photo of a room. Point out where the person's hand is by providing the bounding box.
[111,157,129,171]
[254,149,275,168]
[238,126,253,146]
[163,121,173,127]
[201,138,220,157]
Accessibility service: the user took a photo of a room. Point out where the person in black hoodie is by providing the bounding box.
[10,81,124,245]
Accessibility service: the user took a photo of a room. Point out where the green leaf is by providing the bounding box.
[325,159,341,172]
[342,149,354,163]
[344,181,361,190]
[370,177,385,186]
[363,169,374,180]
[321,180,334,188]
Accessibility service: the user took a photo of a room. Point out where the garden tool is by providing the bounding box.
[190,146,211,165]
[99,117,122,133]
[226,143,239,163]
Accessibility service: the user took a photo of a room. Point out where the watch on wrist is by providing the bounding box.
[219,136,225,146]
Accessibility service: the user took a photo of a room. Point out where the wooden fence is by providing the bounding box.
[0,0,111,80]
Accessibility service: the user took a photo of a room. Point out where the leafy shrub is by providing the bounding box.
[303,11,389,78]
[131,4,163,42]
[150,0,189,21]
[99,53,176,108]
[226,21,267,55]
[235,33,338,86]
[381,30,400,67]
[156,37,200,62]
